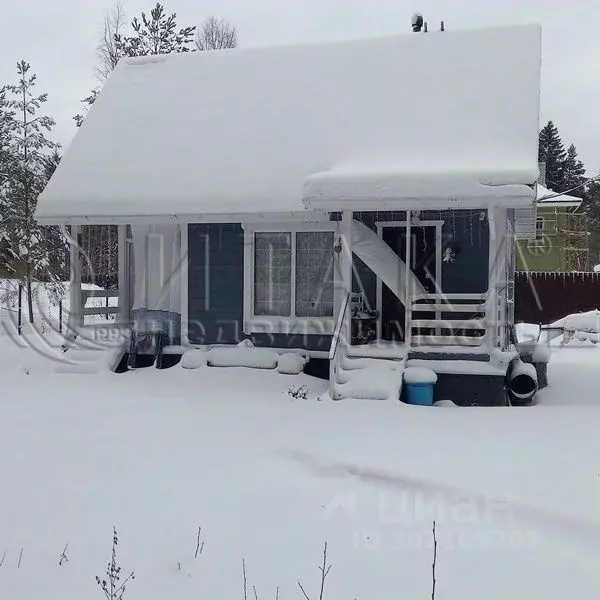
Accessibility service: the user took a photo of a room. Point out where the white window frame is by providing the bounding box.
[535,217,544,234]
[374,220,444,341]
[243,222,339,336]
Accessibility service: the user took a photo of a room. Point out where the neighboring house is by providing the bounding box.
[516,184,585,272]
[35,25,542,405]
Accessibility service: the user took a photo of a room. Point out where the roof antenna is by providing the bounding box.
[411,13,424,32]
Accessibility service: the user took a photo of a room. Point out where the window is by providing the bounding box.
[295,232,334,317]
[248,228,335,331]
[254,233,292,316]
[536,217,544,233]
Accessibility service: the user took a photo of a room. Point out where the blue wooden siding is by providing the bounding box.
[440,211,489,293]
[187,224,332,350]
[187,213,488,346]
[188,223,245,345]
[352,210,489,298]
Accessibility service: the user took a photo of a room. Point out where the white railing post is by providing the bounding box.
[68,224,83,333]
[405,210,412,347]
[340,211,353,348]
[329,292,351,399]
[117,224,128,326]
[486,206,498,352]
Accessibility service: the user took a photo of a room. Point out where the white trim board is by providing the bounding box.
[39,211,332,226]
[180,223,190,345]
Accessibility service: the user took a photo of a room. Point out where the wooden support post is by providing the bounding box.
[487,206,498,352]
[405,210,412,347]
[68,225,82,335]
[117,224,129,326]
[340,210,353,346]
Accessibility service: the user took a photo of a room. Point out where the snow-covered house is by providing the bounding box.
[36,24,542,405]
[516,182,585,272]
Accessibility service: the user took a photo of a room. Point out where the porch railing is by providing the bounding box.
[409,293,488,347]
[80,289,120,326]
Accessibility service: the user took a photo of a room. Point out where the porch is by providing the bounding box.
[328,206,516,404]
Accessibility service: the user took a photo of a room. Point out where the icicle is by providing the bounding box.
[451,209,456,238]
[469,209,474,246]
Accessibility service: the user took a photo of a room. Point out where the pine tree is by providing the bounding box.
[114,3,196,57]
[74,88,100,128]
[44,149,61,180]
[1,61,65,324]
[75,3,196,126]
[562,143,587,194]
[0,87,15,189]
[584,177,600,267]
[74,2,126,127]
[538,121,567,191]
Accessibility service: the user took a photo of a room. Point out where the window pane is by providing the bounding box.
[295,232,334,317]
[254,233,292,316]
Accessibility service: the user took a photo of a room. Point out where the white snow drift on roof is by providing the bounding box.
[36,25,541,224]
[537,184,582,205]
[304,170,535,209]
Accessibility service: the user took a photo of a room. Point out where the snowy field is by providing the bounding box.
[0,331,599,599]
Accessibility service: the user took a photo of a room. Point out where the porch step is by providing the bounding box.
[413,293,486,300]
[411,335,486,347]
[411,319,486,330]
[332,356,405,401]
[412,304,486,313]
[346,342,408,360]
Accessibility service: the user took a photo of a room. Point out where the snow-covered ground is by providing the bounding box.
[0,328,598,599]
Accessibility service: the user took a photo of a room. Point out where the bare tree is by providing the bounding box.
[196,16,238,51]
[96,0,127,82]
[298,542,331,600]
[74,1,126,126]
[431,521,438,600]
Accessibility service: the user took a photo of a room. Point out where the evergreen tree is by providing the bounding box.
[44,149,61,180]
[75,3,196,126]
[74,89,99,128]
[0,87,15,189]
[584,177,600,267]
[562,143,587,193]
[114,3,196,57]
[1,61,65,323]
[538,121,567,191]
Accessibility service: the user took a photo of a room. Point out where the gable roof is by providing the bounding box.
[36,24,542,224]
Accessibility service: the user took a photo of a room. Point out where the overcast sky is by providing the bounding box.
[1,0,598,174]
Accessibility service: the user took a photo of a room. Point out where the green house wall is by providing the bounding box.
[516,205,581,272]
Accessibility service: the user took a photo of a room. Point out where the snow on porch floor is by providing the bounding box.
[0,338,599,599]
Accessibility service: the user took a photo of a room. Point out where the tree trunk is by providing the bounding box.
[26,264,34,324]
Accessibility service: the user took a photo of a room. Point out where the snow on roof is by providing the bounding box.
[36,24,542,224]
[536,184,582,206]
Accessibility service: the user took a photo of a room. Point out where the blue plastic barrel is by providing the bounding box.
[405,382,434,406]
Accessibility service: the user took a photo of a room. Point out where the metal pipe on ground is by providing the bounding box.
[507,358,538,405]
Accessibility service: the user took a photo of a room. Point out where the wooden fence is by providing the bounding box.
[515,271,600,324]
